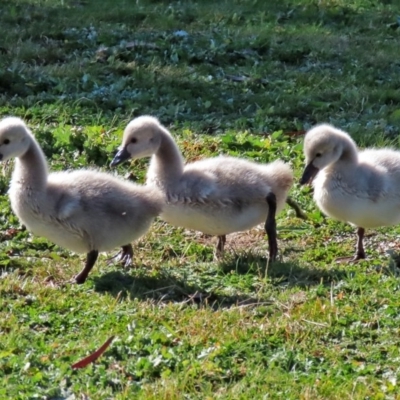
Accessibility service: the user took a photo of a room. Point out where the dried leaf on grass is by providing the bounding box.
[72,336,115,369]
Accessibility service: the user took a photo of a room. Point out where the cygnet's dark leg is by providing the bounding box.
[265,192,278,261]
[215,235,226,258]
[107,244,134,267]
[353,227,366,261]
[75,250,99,284]
[286,197,307,220]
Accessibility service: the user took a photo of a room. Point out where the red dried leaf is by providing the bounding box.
[71,336,115,369]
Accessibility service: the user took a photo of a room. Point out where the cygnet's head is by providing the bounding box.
[110,116,163,167]
[300,124,355,185]
[0,117,32,162]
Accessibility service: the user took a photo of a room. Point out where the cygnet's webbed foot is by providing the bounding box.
[265,192,278,262]
[214,235,227,261]
[335,253,366,264]
[334,228,366,264]
[352,250,366,262]
[73,250,99,284]
[107,244,134,268]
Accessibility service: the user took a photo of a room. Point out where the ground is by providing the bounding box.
[1,0,400,398]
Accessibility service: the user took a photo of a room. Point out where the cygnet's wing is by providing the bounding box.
[173,156,273,207]
[358,149,400,200]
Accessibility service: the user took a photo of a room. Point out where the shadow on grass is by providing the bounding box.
[219,252,349,288]
[93,270,261,309]
[93,269,191,300]
[93,250,352,308]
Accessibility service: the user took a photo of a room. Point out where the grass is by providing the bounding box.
[1,0,400,398]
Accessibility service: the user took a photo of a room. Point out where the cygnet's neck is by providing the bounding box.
[149,127,184,185]
[13,136,48,190]
[327,137,358,173]
[339,140,358,163]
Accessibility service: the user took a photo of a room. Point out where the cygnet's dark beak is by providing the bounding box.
[110,147,130,167]
[300,162,319,185]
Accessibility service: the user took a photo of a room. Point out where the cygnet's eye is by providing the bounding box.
[3,139,10,145]
[315,152,322,157]
[130,137,137,144]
